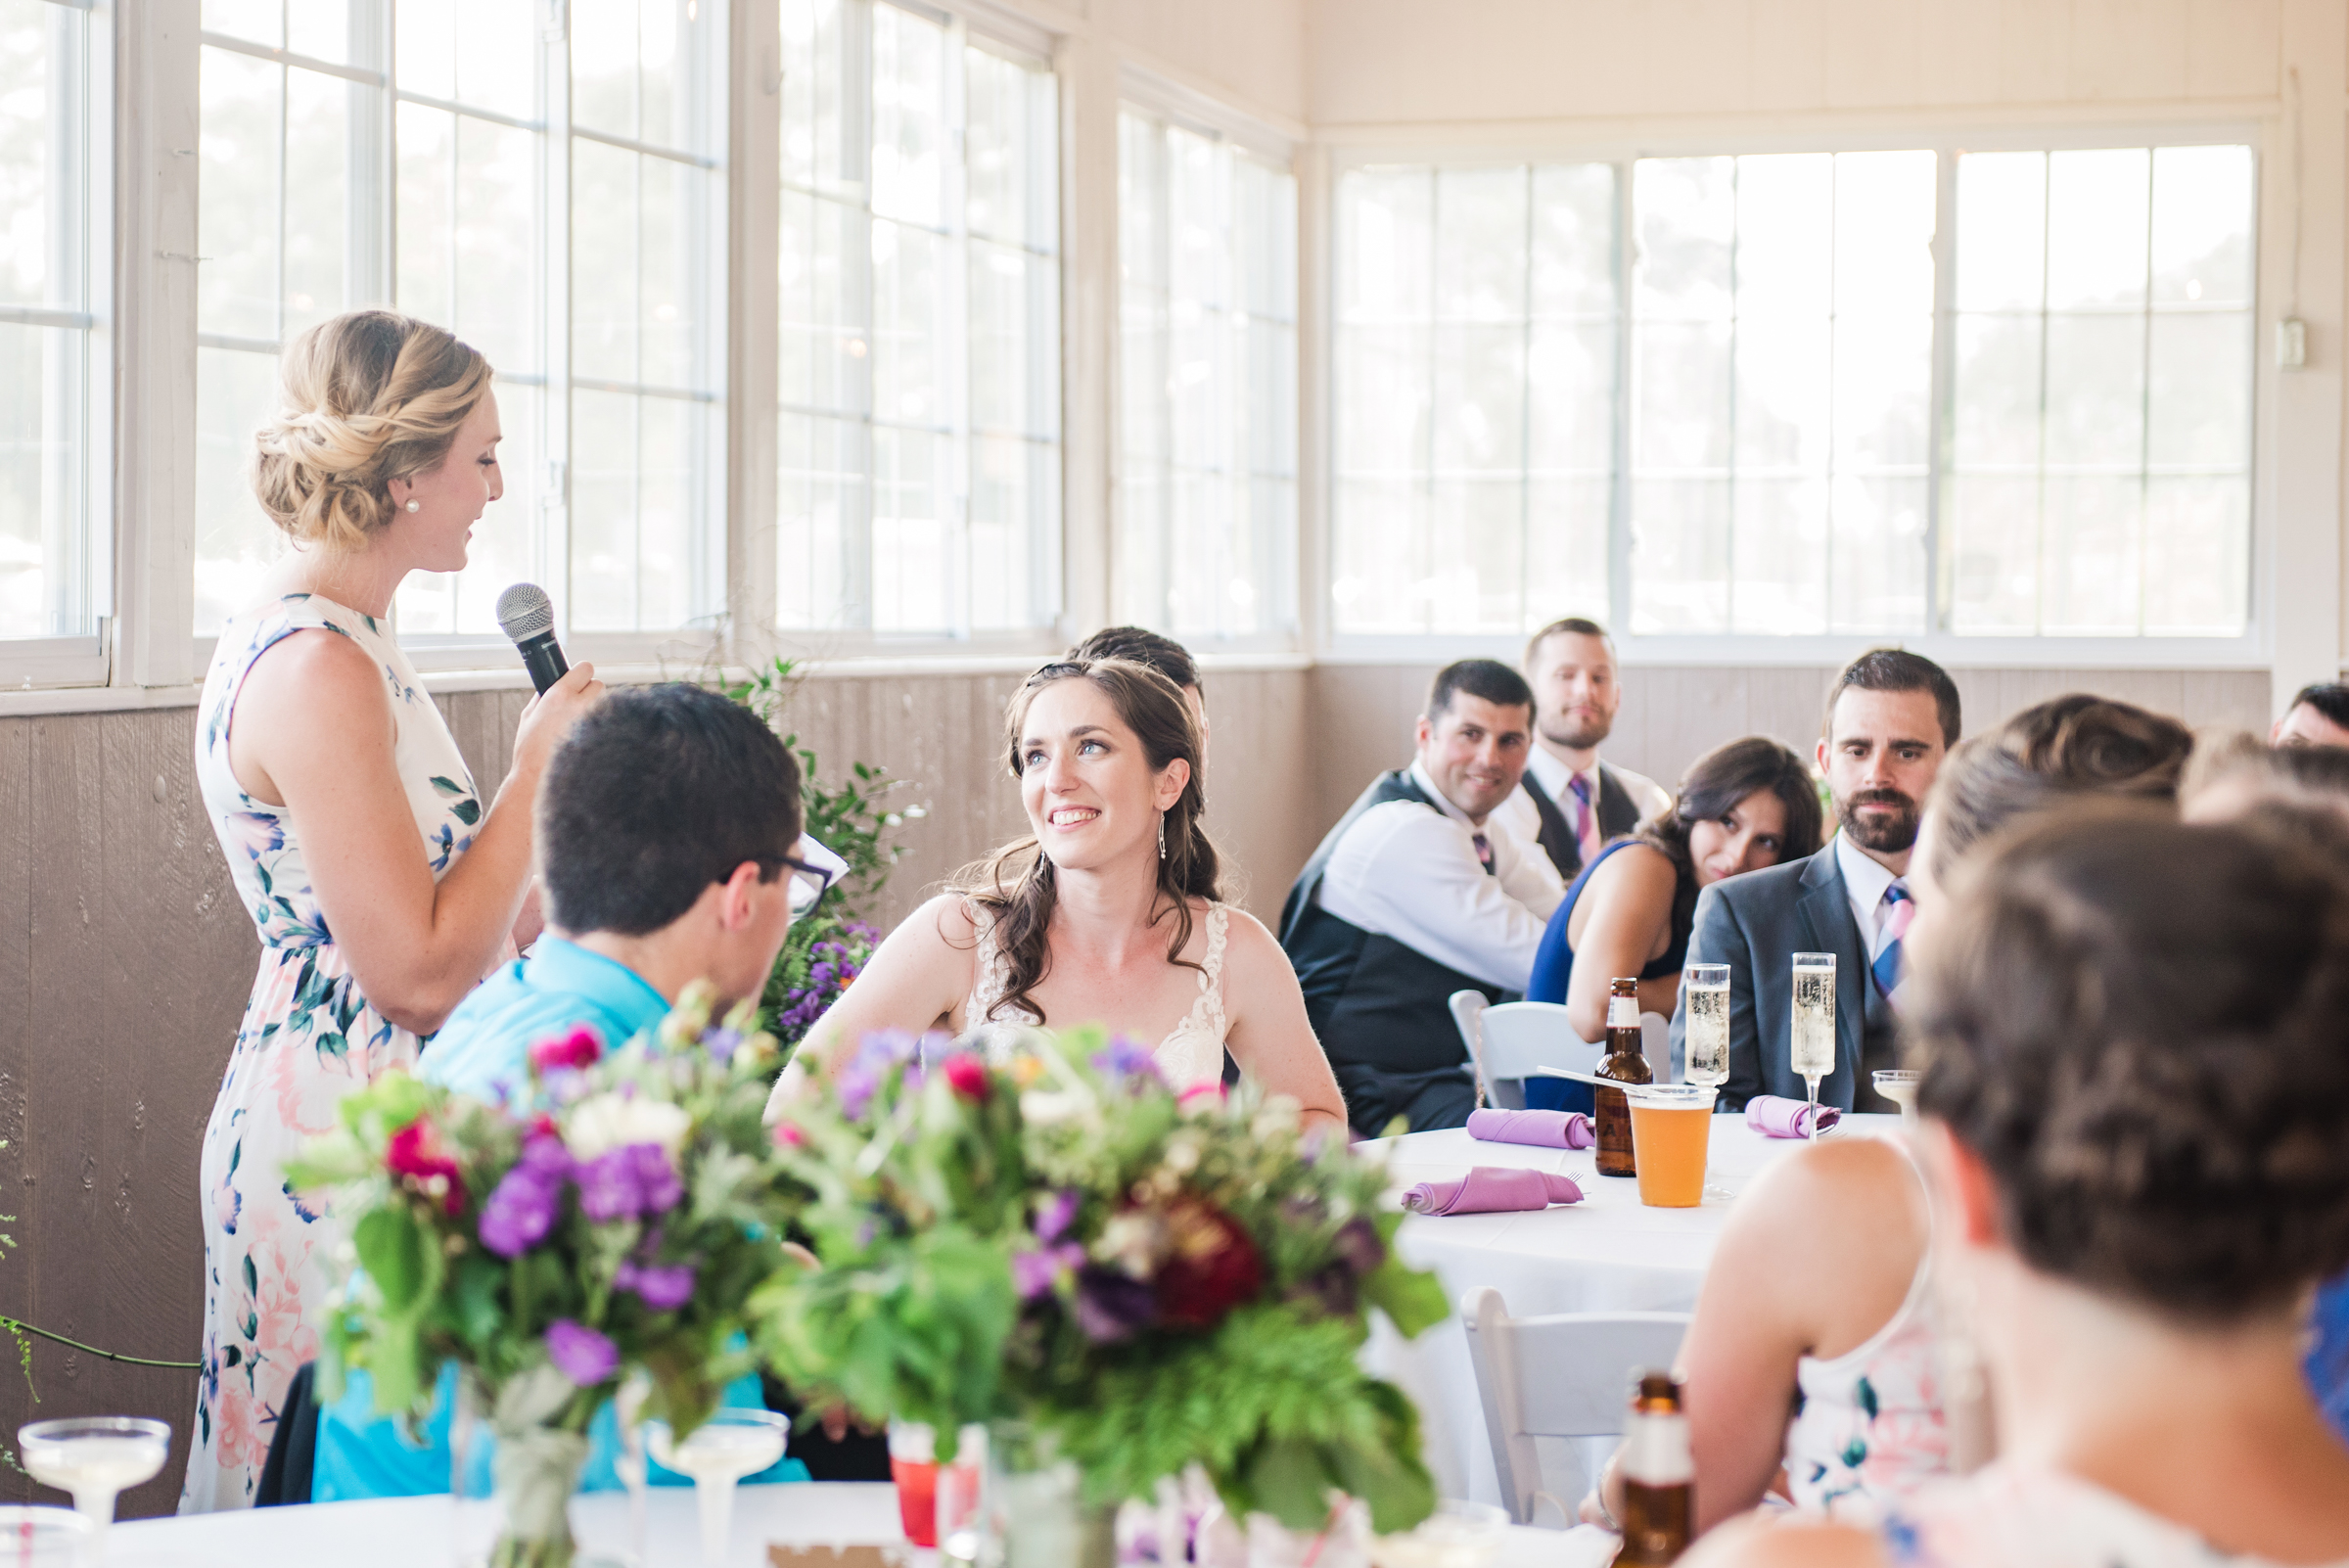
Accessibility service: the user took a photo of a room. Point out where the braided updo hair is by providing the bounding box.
[1924,693,2192,882]
[251,310,494,551]
[1909,807,2349,1323]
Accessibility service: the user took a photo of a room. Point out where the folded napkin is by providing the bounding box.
[1403,1167,1585,1216]
[1746,1095,1842,1138]
[1466,1107,1595,1150]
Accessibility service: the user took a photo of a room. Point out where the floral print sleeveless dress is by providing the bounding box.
[181,594,485,1512]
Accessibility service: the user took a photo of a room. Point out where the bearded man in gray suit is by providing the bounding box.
[1670,650,1959,1113]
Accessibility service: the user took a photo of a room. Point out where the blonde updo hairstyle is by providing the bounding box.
[251,310,494,552]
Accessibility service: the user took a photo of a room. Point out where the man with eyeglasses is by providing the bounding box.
[311,683,843,1501]
[417,681,843,1105]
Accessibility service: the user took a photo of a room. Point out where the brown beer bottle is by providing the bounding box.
[1592,976,1652,1177]
[1617,1370,1693,1565]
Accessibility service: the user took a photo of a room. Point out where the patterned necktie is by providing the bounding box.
[1872,881,1914,1002]
[1567,773,1597,862]
[1471,832,1497,876]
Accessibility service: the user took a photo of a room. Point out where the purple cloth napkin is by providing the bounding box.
[1466,1107,1595,1150]
[1746,1095,1842,1138]
[1403,1167,1585,1216]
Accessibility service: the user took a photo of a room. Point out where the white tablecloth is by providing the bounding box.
[1365,1115,1904,1509]
[110,1481,1619,1567]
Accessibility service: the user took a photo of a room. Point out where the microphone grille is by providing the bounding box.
[495,582,555,643]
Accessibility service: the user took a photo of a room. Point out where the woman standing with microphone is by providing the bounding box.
[181,311,601,1511]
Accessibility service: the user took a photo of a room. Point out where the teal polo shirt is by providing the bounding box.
[313,938,805,1500]
[420,936,670,1104]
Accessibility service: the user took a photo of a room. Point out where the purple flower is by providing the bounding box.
[1012,1243,1083,1301]
[1090,1035,1160,1083]
[478,1160,566,1258]
[1331,1217,1385,1277]
[576,1143,683,1222]
[703,1027,744,1066]
[838,1068,880,1123]
[546,1319,619,1386]
[1072,1266,1158,1343]
[617,1259,697,1311]
[1035,1188,1080,1245]
[519,1130,575,1179]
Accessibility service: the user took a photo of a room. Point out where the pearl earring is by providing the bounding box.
[404,499,421,514]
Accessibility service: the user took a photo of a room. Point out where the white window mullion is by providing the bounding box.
[541,0,572,634]
[944,12,971,639]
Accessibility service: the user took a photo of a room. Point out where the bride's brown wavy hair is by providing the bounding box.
[952,657,1221,1026]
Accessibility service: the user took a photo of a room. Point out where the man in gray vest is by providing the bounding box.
[1670,649,1958,1113]
[1279,661,1565,1135]
[1492,618,1673,884]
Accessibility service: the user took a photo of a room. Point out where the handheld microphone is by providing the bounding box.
[494,582,571,695]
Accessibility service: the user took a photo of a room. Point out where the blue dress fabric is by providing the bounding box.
[2309,1272,2349,1443]
[313,940,807,1499]
[1520,839,1693,1113]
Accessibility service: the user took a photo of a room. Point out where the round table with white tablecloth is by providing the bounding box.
[105,1481,1619,1567]
[1363,1114,1905,1512]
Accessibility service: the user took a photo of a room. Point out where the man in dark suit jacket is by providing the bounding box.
[1672,650,1959,1112]
[1493,618,1673,883]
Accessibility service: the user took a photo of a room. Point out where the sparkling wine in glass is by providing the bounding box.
[1790,952,1837,1135]
[18,1416,170,1552]
[645,1408,791,1567]
[1683,964,1730,1087]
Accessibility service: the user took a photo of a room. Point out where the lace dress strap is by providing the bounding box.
[1182,903,1231,1039]
[962,901,1036,1032]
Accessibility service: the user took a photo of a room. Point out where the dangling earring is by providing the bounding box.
[1158,813,1168,861]
[403,498,421,513]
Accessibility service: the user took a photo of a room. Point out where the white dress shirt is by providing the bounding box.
[1313,761,1566,993]
[1492,746,1676,870]
[1832,831,1904,959]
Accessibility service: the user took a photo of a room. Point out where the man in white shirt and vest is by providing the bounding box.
[1279,660,1566,1135]
[1493,618,1674,885]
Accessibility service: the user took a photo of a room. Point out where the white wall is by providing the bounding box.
[1302,0,2349,715]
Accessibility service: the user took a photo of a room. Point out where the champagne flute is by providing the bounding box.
[645,1408,791,1567]
[1683,964,1730,1087]
[1790,952,1837,1136]
[18,1416,170,1554]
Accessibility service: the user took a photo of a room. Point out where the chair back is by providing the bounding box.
[1459,1287,1690,1525]
[1480,1000,1603,1104]
[1448,991,1496,1108]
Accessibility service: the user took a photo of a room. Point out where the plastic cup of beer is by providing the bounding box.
[1626,1084,1719,1208]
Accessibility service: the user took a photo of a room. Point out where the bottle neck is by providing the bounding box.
[1621,1409,1693,1487]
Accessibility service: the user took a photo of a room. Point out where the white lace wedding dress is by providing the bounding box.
[963,901,1232,1090]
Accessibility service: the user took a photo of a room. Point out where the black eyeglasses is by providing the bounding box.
[762,853,839,914]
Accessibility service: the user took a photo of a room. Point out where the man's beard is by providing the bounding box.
[1837,787,1920,853]
[1542,708,1612,751]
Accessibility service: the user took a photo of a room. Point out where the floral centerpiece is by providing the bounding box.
[757,1028,1451,1559]
[765,919,880,1043]
[288,987,806,1568]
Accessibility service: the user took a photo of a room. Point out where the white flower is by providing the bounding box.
[565,1092,691,1161]
[1019,1088,1087,1128]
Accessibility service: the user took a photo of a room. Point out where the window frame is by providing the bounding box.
[1111,67,1302,652]
[1317,116,2274,671]
[0,0,114,688]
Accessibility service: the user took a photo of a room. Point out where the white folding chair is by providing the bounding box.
[1459,1287,1691,1526]
[1454,997,1605,1110]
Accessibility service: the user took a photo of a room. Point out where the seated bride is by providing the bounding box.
[771,655,1347,1136]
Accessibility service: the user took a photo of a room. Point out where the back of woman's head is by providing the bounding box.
[252,310,493,552]
[1910,807,2349,1323]
[1927,693,2192,878]
[1662,735,1823,856]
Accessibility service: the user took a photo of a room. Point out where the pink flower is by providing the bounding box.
[772,1122,806,1149]
[943,1055,990,1104]
[385,1121,465,1215]
[530,1026,603,1074]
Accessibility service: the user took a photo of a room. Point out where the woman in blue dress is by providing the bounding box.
[1525,737,1821,1111]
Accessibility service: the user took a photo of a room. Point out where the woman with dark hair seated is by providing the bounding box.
[1583,695,2196,1538]
[769,656,1346,1136]
[1525,736,1821,1105]
[1689,808,2349,1567]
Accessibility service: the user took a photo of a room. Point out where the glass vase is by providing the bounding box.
[487,1422,591,1568]
[978,1422,1114,1568]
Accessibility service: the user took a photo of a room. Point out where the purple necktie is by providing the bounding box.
[1872,881,1913,1004]
[1471,832,1496,875]
[1568,774,1597,862]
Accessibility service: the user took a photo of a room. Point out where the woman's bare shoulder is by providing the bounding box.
[1216,904,1287,969]
[905,893,980,949]
[1683,1517,1885,1568]
[241,623,385,708]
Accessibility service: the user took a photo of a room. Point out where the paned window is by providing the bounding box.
[775,0,1060,637]
[194,0,724,644]
[1331,163,1619,635]
[1116,108,1296,641]
[1328,141,2257,644]
[0,0,102,649]
[1946,146,2255,636]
